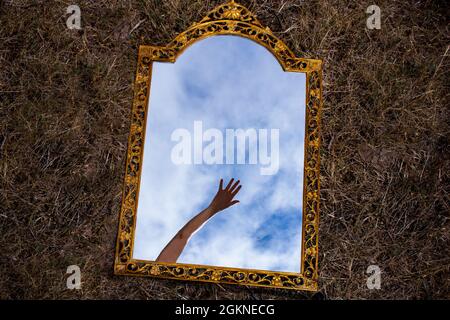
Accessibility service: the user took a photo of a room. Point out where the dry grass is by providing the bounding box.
[0,0,448,299]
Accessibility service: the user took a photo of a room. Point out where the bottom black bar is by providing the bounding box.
[0,300,445,319]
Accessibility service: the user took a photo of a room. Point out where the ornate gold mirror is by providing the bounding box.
[114,1,322,291]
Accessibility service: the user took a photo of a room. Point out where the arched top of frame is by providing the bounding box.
[196,0,264,27]
[139,1,321,73]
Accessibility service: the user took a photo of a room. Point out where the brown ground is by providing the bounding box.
[0,0,448,299]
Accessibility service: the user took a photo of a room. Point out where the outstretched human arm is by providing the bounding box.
[155,178,242,263]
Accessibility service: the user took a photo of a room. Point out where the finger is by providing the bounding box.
[227,200,240,208]
[219,178,223,190]
[225,178,234,190]
[229,179,240,193]
[231,185,242,197]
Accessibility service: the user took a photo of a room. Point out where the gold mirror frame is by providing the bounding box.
[114,0,322,292]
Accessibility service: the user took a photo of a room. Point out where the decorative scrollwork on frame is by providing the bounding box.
[115,1,322,292]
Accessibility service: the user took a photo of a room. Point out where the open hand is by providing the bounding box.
[209,178,242,214]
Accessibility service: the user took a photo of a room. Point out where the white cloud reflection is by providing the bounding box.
[133,36,306,273]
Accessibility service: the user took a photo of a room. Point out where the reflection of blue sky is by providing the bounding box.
[133,36,306,273]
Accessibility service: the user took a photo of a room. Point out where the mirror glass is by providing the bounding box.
[133,35,306,273]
